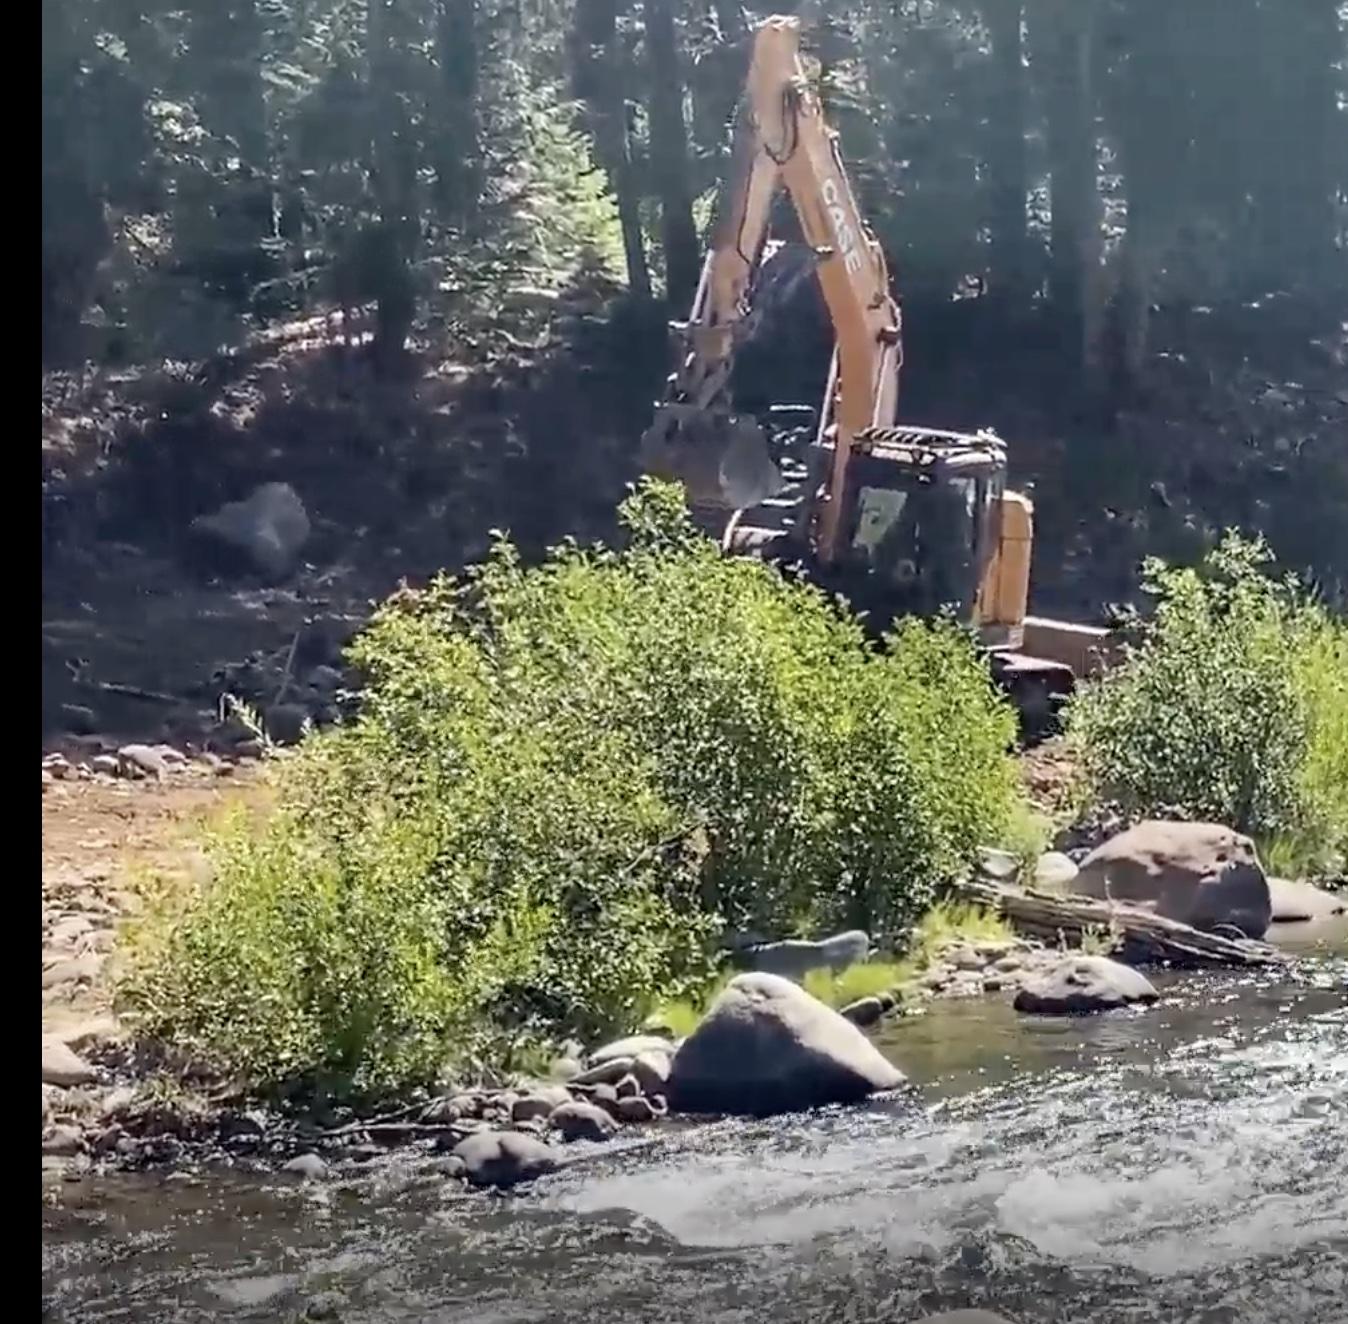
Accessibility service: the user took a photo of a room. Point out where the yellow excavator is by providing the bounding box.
[641,14,1115,731]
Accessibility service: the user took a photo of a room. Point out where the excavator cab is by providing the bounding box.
[835,427,1007,630]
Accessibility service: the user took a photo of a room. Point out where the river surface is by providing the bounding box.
[43,921,1348,1324]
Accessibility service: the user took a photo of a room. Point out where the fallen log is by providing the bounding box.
[956,878,1286,968]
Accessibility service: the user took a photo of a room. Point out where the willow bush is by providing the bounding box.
[119,481,1020,1097]
[1069,532,1348,877]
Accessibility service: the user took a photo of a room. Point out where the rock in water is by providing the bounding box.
[667,972,905,1116]
[1267,877,1347,923]
[839,996,886,1028]
[452,1131,560,1189]
[281,1152,328,1181]
[548,1100,617,1142]
[1013,956,1158,1014]
[42,1038,97,1088]
[738,929,871,982]
[189,482,311,581]
[1071,821,1271,939]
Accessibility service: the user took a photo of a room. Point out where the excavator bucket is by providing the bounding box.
[640,405,786,511]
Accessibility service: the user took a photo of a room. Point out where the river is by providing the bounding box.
[42,920,1348,1324]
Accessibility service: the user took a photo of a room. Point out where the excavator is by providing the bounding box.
[640,14,1115,732]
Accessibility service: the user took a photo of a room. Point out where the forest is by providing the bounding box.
[42,0,1348,623]
[38,8,1348,1307]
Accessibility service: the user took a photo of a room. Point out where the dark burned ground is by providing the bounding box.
[42,277,666,746]
[42,283,1348,750]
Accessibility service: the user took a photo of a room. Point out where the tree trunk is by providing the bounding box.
[367,0,417,374]
[433,0,479,227]
[1034,0,1101,382]
[188,0,269,170]
[1252,0,1341,291]
[570,0,652,297]
[985,0,1030,312]
[644,0,701,308]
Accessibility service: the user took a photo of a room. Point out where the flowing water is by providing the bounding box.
[43,921,1348,1324]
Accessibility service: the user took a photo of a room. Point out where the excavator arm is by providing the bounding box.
[641,15,902,562]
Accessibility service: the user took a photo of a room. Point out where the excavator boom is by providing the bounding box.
[641,15,900,560]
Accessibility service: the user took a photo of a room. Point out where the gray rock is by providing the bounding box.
[614,1074,641,1100]
[737,929,872,982]
[281,1152,328,1181]
[118,744,170,779]
[1013,955,1159,1015]
[42,1038,97,1088]
[90,754,120,776]
[948,945,987,971]
[978,847,1020,879]
[1072,821,1271,939]
[303,1290,347,1321]
[1035,851,1080,888]
[572,1081,621,1118]
[43,753,73,780]
[42,1124,85,1156]
[548,1100,617,1142]
[189,482,311,580]
[838,996,885,1028]
[1267,877,1347,923]
[452,1130,560,1188]
[587,1034,674,1067]
[48,914,93,948]
[42,954,104,989]
[510,1086,573,1124]
[629,1050,671,1097]
[667,972,906,1116]
[571,1056,636,1086]
[616,1096,658,1124]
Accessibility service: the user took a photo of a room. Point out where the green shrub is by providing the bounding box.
[1069,532,1348,876]
[118,481,1021,1097]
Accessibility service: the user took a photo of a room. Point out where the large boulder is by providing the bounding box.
[189,482,311,580]
[737,929,871,982]
[667,972,905,1116]
[1071,821,1271,939]
[1013,955,1159,1015]
[1266,877,1347,924]
[451,1130,560,1189]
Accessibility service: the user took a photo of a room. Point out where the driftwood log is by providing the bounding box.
[957,878,1286,969]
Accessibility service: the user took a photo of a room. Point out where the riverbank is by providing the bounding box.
[40,728,1346,1185]
[42,943,1348,1324]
